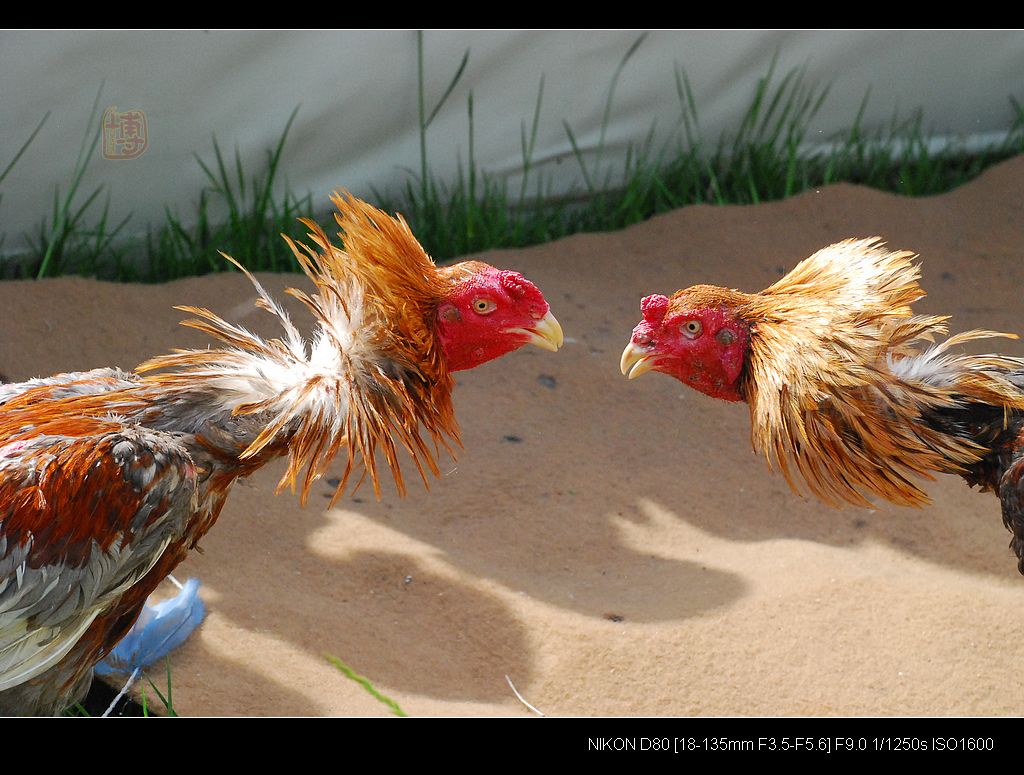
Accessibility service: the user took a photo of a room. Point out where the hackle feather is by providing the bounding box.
[137,192,460,503]
[734,238,1024,507]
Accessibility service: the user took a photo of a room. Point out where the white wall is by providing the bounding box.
[1,30,1022,256]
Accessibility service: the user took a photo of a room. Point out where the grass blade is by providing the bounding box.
[326,654,407,717]
[0,111,50,186]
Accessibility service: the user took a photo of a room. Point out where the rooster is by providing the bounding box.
[620,237,1024,574]
[0,193,563,715]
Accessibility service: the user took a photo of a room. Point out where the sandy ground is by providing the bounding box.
[3,157,1024,716]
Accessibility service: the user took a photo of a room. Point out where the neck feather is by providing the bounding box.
[737,239,1024,507]
[137,198,460,503]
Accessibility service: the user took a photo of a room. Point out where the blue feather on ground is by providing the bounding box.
[97,578,206,676]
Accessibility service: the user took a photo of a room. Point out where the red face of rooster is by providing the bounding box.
[619,291,750,402]
[436,265,563,372]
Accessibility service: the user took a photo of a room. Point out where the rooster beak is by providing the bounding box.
[620,342,656,379]
[511,310,564,352]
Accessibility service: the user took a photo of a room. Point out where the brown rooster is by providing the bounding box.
[620,237,1024,573]
[0,193,563,715]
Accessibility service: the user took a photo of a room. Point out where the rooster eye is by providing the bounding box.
[473,298,497,315]
[682,320,702,338]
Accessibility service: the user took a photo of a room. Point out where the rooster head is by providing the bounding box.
[620,285,751,402]
[436,261,563,372]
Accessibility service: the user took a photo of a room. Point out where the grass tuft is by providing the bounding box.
[3,40,1023,282]
[22,83,133,280]
[143,660,178,717]
[145,106,312,282]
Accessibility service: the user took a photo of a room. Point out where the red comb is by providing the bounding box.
[641,294,670,323]
[500,270,528,298]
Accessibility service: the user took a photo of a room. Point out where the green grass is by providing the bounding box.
[145,106,312,281]
[21,83,133,280]
[3,37,1023,282]
[326,654,407,717]
[142,661,178,717]
[62,659,177,717]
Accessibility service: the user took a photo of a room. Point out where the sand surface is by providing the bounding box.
[3,158,1024,716]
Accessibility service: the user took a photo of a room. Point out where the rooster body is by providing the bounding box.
[621,238,1024,573]
[0,194,562,714]
[0,368,250,714]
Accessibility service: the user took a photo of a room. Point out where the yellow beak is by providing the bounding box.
[620,342,656,379]
[510,310,564,353]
